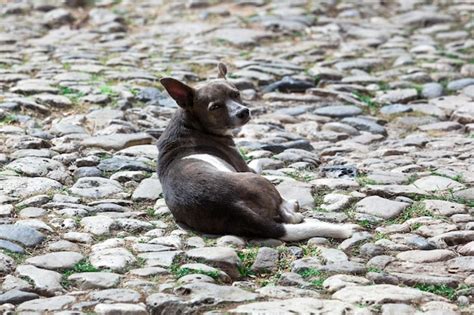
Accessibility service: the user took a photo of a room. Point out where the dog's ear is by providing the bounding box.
[160,78,194,108]
[217,63,227,79]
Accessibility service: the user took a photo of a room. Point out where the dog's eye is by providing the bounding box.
[231,91,240,98]
[208,103,223,111]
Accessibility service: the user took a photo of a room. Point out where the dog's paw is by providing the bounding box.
[288,212,304,224]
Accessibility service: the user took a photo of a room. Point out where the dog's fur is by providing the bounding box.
[157,63,356,241]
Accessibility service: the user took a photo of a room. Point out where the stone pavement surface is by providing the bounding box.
[0,0,474,314]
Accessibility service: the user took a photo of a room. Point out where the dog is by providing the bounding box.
[157,63,357,241]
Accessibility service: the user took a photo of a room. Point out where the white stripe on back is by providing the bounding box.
[182,154,236,172]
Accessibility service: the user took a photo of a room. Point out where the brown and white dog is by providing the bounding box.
[157,63,357,241]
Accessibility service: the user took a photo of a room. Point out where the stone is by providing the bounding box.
[413,176,465,192]
[276,181,314,209]
[0,289,38,305]
[377,89,418,104]
[131,178,162,201]
[185,247,241,279]
[341,117,387,135]
[314,105,362,118]
[17,295,75,312]
[90,248,136,272]
[229,298,358,314]
[88,288,141,303]
[68,272,121,289]
[25,251,84,270]
[0,252,16,273]
[94,303,148,315]
[422,83,443,99]
[207,28,271,46]
[332,284,445,305]
[175,282,257,303]
[16,265,63,295]
[81,133,153,151]
[81,216,115,235]
[251,247,278,273]
[0,177,62,198]
[355,196,409,219]
[396,250,456,263]
[421,200,466,216]
[0,225,45,247]
[71,177,123,199]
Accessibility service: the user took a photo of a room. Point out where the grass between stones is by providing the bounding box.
[61,260,101,288]
[237,247,258,278]
[284,169,315,182]
[297,268,328,289]
[0,114,18,125]
[1,249,27,264]
[414,283,471,301]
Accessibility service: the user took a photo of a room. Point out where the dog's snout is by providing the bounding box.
[236,108,250,119]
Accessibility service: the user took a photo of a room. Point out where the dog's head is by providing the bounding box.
[160,63,250,135]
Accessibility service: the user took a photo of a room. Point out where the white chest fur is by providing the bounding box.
[182,154,236,172]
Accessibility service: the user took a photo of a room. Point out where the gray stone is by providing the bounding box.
[251,247,278,273]
[94,303,148,315]
[276,180,314,209]
[81,133,153,151]
[132,178,162,201]
[314,105,362,118]
[25,251,84,270]
[71,177,123,199]
[0,289,38,305]
[185,247,241,279]
[333,284,445,305]
[17,295,75,312]
[0,224,45,247]
[68,272,121,289]
[341,117,387,135]
[16,264,63,295]
[0,177,62,198]
[230,298,358,314]
[422,83,443,99]
[355,196,409,219]
[413,176,465,192]
[88,288,141,303]
[175,282,257,304]
[447,78,474,91]
[377,89,418,104]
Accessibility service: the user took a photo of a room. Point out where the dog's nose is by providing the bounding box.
[236,108,250,119]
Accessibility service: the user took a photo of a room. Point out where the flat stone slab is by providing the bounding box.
[0,177,62,198]
[132,178,163,201]
[229,298,359,314]
[25,251,84,270]
[355,196,409,219]
[314,105,362,118]
[17,295,75,312]
[71,177,123,199]
[186,247,241,279]
[0,225,45,247]
[413,176,465,192]
[16,265,63,295]
[396,250,456,263]
[175,282,257,304]
[332,284,446,305]
[68,272,121,289]
[81,133,153,151]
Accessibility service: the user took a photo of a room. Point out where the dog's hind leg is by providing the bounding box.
[280,219,359,241]
[279,198,304,224]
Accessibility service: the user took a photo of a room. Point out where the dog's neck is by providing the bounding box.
[157,109,250,176]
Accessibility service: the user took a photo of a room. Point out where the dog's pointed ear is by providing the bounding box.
[217,62,227,79]
[160,78,194,108]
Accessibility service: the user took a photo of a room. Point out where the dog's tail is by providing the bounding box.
[280,219,357,241]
